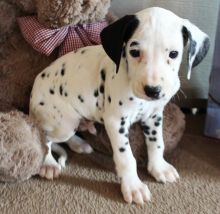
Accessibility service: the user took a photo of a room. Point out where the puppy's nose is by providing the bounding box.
[144,85,161,99]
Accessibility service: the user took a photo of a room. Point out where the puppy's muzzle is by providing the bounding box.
[144,85,161,99]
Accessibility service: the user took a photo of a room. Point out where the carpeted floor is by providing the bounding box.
[0,114,220,214]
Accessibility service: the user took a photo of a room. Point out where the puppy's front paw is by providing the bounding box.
[148,160,179,183]
[121,177,151,205]
[39,153,62,180]
[39,164,61,180]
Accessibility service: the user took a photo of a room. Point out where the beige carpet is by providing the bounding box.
[0,115,220,214]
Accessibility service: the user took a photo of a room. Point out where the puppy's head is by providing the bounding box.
[101,7,210,101]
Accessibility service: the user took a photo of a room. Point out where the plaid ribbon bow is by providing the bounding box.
[17,16,108,56]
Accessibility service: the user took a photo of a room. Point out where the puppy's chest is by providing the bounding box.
[104,84,160,125]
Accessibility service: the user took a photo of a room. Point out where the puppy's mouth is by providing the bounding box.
[144,94,165,101]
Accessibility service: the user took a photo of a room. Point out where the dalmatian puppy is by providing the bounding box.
[30,7,210,204]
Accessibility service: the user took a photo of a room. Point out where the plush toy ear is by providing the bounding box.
[182,20,210,79]
[100,15,139,73]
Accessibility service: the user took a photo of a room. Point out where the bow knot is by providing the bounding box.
[17,16,108,56]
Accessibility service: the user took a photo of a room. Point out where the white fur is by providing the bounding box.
[30,7,209,204]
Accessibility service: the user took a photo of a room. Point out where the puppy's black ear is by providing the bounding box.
[182,20,210,79]
[100,15,139,73]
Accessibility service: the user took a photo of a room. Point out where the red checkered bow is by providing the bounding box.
[17,16,108,56]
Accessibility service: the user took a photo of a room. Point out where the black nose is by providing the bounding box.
[144,85,161,99]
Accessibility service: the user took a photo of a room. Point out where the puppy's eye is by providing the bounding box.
[129,49,140,58]
[169,51,179,59]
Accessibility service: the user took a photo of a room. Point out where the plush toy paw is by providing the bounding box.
[148,159,179,183]
[121,176,151,205]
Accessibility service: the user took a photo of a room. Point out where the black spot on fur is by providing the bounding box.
[59,85,63,95]
[108,96,111,103]
[81,49,86,54]
[100,118,104,123]
[152,114,156,119]
[157,145,161,149]
[129,97,133,101]
[144,130,150,135]
[125,142,129,145]
[96,102,99,107]
[121,120,125,126]
[143,125,150,130]
[99,84,104,93]
[157,117,162,122]
[119,101,123,106]
[47,73,50,78]
[155,122,160,127]
[119,147,125,152]
[152,130,157,135]
[60,64,65,76]
[61,68,65,76]
[65,92,68,97]
[149,137,157,142]
[142,125,150,135]
[39,102,44,106]
[125,133,128,138]
[94,89,99,97]
[41,73,45,78]
[49,89,54,95]
[100,69,106,81]
[78,95,84,103]
[119,127,125,134]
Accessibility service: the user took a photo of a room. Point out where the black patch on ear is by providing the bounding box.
[182,26,188,47]
[100,15,139,73]
[182,26,196,58]
[193,37,210,67]
[182,26,210,69]
[122,46,126,58]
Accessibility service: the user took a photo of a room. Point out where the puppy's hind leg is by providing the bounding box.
[66,135,93,154]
